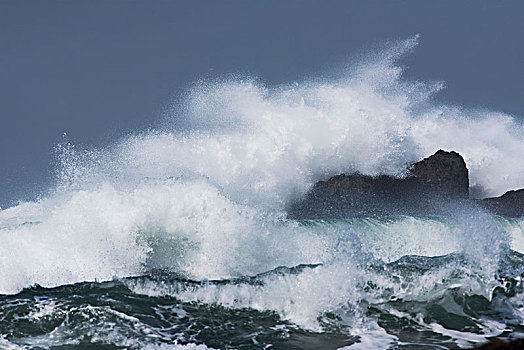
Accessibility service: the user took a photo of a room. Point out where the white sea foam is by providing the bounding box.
[0,179,332,294]
[339,324,397,350]
[143,344,216,350]
[124,211,516,331]
[2,186,518,296]
[126,236,508,331]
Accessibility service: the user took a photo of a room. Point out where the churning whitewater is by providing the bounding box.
[1,37,524,349]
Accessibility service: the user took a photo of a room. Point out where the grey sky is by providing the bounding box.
[1,0,523,208]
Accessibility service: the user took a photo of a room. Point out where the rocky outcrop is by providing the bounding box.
[481,189,524,217]
[287,149,524,219]
[288,150,469,219]
[409,150,469,198]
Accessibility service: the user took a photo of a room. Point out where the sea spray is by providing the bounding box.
[49,37,523,211]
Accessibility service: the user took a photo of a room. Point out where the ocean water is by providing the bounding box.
[1,37,524,349]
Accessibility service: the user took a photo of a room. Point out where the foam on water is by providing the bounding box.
[126,242,520,334]
[339,325,397,350]
[143,345,216,350]
[2,184,520,296]
[0,179,333,294]
[122,212,519,331]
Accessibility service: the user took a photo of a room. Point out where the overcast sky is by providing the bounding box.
[1,0,523,208]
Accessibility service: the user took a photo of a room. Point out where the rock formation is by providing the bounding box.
[481,189,524,217]
[409,150,469,198]
[287,148,524,219]
[288,150,469,219]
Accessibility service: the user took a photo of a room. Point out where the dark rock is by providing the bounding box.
[481,189,524,217]
[410,150,469,198]
[288,150,469,219]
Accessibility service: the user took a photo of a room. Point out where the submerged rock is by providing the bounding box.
[288,150,470,219]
